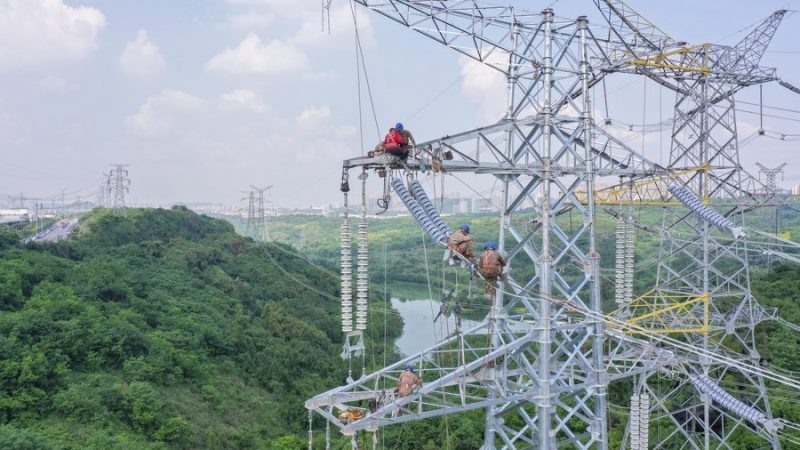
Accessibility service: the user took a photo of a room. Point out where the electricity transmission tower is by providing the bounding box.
[306,1,799,449]
[242,185,272,242]
[9,193,25,209]
[109,164,130,216]
[757,162,787,196]
[96,172,111,208]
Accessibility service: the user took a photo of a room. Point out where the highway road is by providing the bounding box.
[27,218,78,243]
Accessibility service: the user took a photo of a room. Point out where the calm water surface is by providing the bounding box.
[391,297,482,357]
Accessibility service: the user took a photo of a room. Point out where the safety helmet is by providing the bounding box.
[486,241,497,250]
[395,122,404,130]
[460,224,470,232]
[405,363,414,371]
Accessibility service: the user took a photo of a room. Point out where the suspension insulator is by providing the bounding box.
[639,393,650,450]
[355,220,368,331]
[630,394,641,450]
[615,218,626,306]
[615,216,635,306]
[391,178,447,245]
[624,218,635,303]
[628,392,650,450]
[668,183,746,238]
[689,374,781,432]
[409,179,452,238]
[341,220,353,334]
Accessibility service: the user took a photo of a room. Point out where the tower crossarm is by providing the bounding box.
[593,0,674,57]
[595,1,786,90]
[305,321,536,436]
[306,316,678,437]
[352,0,544,77]
[346,115,663,178]
[711,10,787,84]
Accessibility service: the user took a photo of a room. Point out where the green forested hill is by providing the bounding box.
[0,206,381,449]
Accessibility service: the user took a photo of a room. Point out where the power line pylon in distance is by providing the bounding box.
[109,164,130,216]
[241,190,256,238]
[251,185,272,242]
[96,172,111,208]
[757,162,787,196]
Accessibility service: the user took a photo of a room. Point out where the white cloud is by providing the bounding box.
[0,0,106,72]
[219,10,275,30]
[125,90,202,138]
[206,34,308,76]
[224,0,312,18]
[219,89,267,113]
[119,30,165,79]
[458,55,507,122]
[295,105,332,129]
[38,75,74,93]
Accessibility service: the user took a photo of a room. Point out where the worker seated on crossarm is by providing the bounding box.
[479,241,506,296]
[383,127,407,160]
[396,363,422,398]
[447,224,475,264]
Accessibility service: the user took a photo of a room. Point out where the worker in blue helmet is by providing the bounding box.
[396,363,422,398]
[394,122,416,160]
[479,241,506,295]
[447,223,475,266]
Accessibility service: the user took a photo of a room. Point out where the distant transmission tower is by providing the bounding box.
[242,185,272,241]
[96,172,111,208]
[254,185,272,242]
[109,164,130,216]
[757,162,787,196]
[242,190,256,236]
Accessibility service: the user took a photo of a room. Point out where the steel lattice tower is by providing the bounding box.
[757,163,787,196]
[305,1,795,449]
[242,190,256,236]
[96,172,111,208]
[109,164,130,217]
[242,185,272,242]
[595,4,789,448]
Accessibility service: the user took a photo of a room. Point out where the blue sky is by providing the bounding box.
[0,0,798,208]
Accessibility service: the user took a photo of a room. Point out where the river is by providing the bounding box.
[391,296,483,357]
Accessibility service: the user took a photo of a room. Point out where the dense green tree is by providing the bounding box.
[0,207,392,448]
